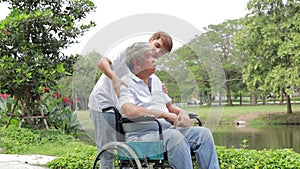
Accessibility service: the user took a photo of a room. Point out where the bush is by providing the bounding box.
[0,126,97,168]
[48,145,300,169]
[217,146,300,169]
[0,91,83,137]
[46,142,96,169]
[0,126,80,155]
[1,126,299,169]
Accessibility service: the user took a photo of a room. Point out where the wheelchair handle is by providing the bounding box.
[188,113,202,126]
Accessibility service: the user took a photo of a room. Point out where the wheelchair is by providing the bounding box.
[92,107,202,169]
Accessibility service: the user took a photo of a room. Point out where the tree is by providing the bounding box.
[156,70,181,103]
[71,51,102,110]
[157,50,200,104]
[0,0,96,127]
[159,33,227,106]
[236,0,300,113]
[204,19,245,106]
[174,43,211,105]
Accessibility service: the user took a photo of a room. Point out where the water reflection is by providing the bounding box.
[213,124,300,153]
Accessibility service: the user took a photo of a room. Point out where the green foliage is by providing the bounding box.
[71,51,103,110]
[204,19,245,106]
[0,0,96,125]
[0,90,83,136]
[0,94,20,125]
[156,70,181,103]
[158,45,205,103]
[62,108,82,135]
[236,0,300,113]
[217,145,300,169]
[0,126,76,154]
[57,51,103,110]
[2,121,300,169]
[46,143,96,169]
[0,126,97,169]
[40,91,83,136]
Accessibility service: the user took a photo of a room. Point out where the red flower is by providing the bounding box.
[1,94,8,99]
[43,87,50,93]
[62,97,71,105]
[54,92,60,99]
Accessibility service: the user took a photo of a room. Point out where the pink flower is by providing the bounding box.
[1,94,8,99]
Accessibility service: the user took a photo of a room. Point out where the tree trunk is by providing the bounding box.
[225,84,233,106]
[252,94,257,105]
[281,90,293,114]
[207,90,212,106]
[239,92,242,105]
[199,92,203,105]
[6,99,19,128]
[283,90,293,114]
[262,96,266,105]
[279,90,284,105]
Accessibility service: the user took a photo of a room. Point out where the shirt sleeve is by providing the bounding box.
[151,74,172,103]
[118,75,136,108]
[106,45,127,70]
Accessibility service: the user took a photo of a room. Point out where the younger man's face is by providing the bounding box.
[149,38,169,59]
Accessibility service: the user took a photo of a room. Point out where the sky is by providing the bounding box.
[0,0,250,55]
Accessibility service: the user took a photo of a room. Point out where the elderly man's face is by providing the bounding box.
[138,49,157,75]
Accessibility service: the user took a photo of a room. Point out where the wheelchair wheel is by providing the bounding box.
[92,141,142,169]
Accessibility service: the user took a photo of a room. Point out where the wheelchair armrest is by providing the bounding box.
[188,113,202,126]
[121,115,156,123]
[121,115,163,140]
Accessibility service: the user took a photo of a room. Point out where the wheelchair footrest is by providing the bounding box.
[118,141,164,161]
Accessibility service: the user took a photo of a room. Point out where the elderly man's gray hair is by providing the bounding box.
[125,42,152,71]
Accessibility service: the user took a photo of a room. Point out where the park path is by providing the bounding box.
[0,154,56,169]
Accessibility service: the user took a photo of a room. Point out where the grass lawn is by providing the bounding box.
[172,104,300,124]
[77,104,300,126]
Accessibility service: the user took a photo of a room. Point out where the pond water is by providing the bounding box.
[82,125,300,153]
[79,114,300,154]
[212,124,300,153]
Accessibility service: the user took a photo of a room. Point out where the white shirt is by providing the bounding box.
[88,45,130,112]
[119,72,172,132]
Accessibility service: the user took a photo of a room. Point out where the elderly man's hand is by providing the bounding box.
[177,109,191,127]
[161,112,178,123]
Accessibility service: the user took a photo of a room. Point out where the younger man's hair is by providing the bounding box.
[150,31,173,52]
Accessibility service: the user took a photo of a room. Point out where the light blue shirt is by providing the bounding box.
[119,72,172,133]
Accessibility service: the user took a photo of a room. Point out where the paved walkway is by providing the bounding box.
[0,154,56,169]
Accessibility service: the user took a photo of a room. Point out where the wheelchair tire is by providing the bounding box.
[92,141,142,169]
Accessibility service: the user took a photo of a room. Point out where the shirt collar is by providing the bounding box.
[128,72,154,84]
[129,71,143,83]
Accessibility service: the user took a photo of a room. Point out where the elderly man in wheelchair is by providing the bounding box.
[93,42,220,169]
